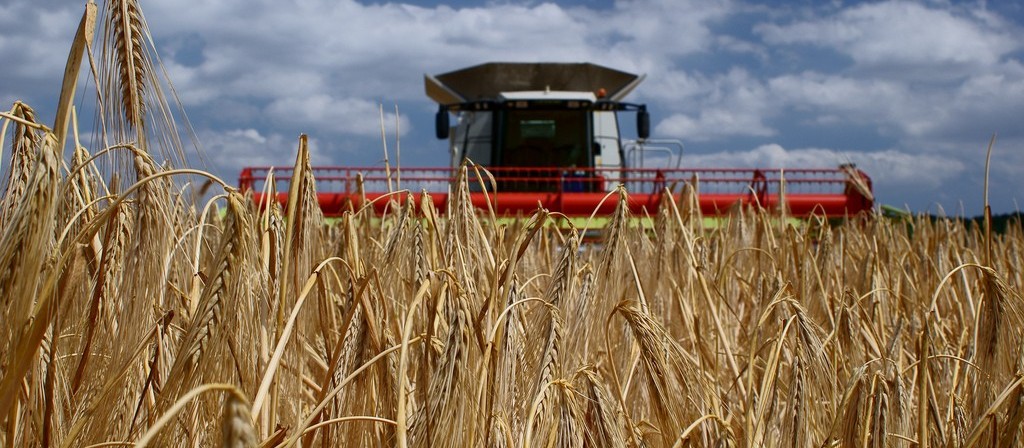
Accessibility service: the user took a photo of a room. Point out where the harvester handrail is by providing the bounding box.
[239,166,859,183]
[239,165,854,176]
[622,139,685,169]
[238,165,867,201]
[239,164,873,217]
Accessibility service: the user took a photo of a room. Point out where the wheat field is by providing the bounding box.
[2,1,1023,447]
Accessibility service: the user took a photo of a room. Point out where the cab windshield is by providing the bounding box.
[499,109,590,169]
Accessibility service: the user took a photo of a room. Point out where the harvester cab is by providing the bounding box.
[426,62,658,194]
[239,62,874,218]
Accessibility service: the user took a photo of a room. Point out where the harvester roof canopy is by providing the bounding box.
[425,62,644,105]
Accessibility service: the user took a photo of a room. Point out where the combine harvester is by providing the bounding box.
[239,62,874,221]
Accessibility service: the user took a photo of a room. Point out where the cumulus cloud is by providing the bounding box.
[143,1,600,102]
[766,72,931,135]
[756,1,1020,75]
[768,73,903,112]
[653,68,776,140]
[656,110,775,141]
[765,68,1024,141]
[751,2,1024,152]
[266,96,411,138]
[136,0,738,106]
[201,128,309,171]
[0,4,78,77]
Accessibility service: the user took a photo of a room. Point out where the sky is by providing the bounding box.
[1,0,1022,215]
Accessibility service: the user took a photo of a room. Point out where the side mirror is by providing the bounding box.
[637,107,650,140]
[435,106,450,140]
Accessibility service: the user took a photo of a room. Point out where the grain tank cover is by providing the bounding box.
[425,62,644,104]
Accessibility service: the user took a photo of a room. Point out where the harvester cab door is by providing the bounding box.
[592,109,621,189]
[451,110,494,168]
